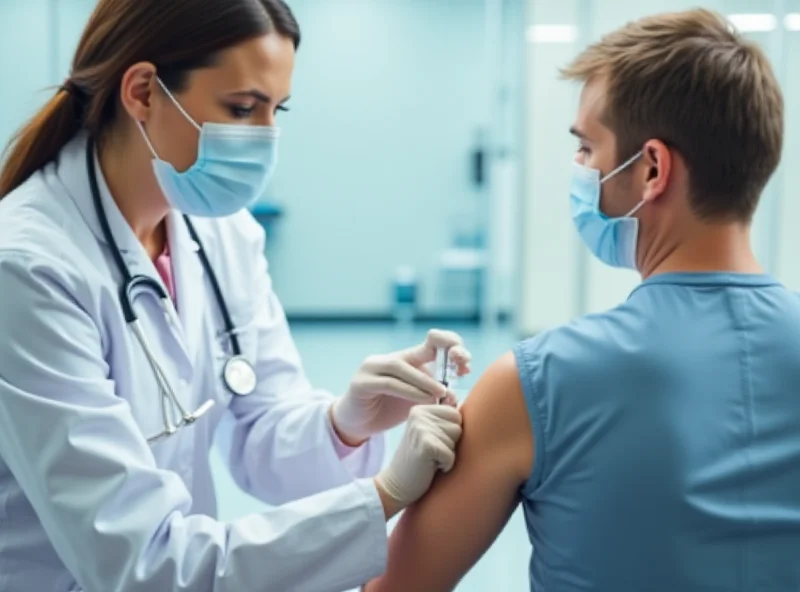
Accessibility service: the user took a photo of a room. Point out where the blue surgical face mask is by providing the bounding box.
[136,78,279,218]
[570,151,644,270]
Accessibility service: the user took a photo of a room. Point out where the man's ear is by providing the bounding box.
[642,139,672,204]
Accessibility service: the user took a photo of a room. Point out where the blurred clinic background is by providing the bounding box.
[2,0,800,590]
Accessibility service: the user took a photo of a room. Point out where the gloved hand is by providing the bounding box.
[331,329,471,445]
[373,404,463,515]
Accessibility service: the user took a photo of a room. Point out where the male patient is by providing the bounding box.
[366,9,800,592]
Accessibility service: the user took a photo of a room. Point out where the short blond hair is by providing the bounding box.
[562,9,783,222]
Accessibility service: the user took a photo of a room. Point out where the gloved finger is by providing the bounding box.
[427,438,457,473]
[401,329,465,366]
[431,427,461,453]
[421,348,471,380]
[409,405,460,441]
[378,358,447,398]
[421,361,436,378]
[426,328,464,348]
[361,375,439,404]
[433,413,463,443]
[418,426,458,455]
[446,345,472,376]
[440,392,459,407]
[415,403,462,426]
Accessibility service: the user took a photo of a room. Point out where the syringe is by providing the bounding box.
[435,347,450,405]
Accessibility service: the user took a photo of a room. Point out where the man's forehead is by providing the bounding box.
[578,78,607,123]
[573,77,610,137]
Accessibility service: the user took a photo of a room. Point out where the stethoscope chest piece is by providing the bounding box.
[223,355,257,396]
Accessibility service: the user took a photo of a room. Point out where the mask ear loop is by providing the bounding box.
[156,77,202,132]
[135,76,204,160]
[624,199,647,218]
[136,120,160,159]
[600,150,646,218]
[600,150,643,184]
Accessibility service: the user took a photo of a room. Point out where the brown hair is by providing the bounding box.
[561,8,783,222]
[0,0,300,198]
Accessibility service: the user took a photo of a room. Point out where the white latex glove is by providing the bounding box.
[374,404,463,512]
[331,329,471,444]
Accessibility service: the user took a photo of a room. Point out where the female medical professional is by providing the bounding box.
[0,1,471,591]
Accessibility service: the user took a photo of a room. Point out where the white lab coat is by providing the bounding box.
[0,132,388,592]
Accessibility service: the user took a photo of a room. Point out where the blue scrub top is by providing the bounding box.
[515,273,800,592]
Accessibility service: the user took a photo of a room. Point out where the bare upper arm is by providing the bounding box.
[365,351,534,592]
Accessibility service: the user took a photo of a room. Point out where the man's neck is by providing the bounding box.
[641,222,762,280]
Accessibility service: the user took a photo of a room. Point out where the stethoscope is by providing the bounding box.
[86,138,258,444]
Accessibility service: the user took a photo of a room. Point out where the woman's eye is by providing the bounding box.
[229,105,255,119]
[577,144,591,155]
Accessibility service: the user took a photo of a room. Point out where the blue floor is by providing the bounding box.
[210,322,531,591]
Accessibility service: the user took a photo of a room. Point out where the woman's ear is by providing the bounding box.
[119,62,158,123]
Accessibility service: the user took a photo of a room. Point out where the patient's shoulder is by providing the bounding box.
[463,352,521,414]
[460,352,533,483]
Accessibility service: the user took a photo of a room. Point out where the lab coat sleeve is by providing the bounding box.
[225,222,385,504]
[0,253,387,592]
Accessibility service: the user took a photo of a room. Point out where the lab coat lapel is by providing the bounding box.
[168,213,206,368]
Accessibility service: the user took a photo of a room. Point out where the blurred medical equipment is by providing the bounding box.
[393,265,418,325]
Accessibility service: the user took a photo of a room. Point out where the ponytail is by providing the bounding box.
[0,87,84,198]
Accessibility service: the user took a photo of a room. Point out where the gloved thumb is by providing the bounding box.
[401,329,471,369]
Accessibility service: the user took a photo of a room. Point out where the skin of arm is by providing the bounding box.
[365,351,535,591]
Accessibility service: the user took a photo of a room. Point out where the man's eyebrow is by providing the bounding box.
[569,125,588,140]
